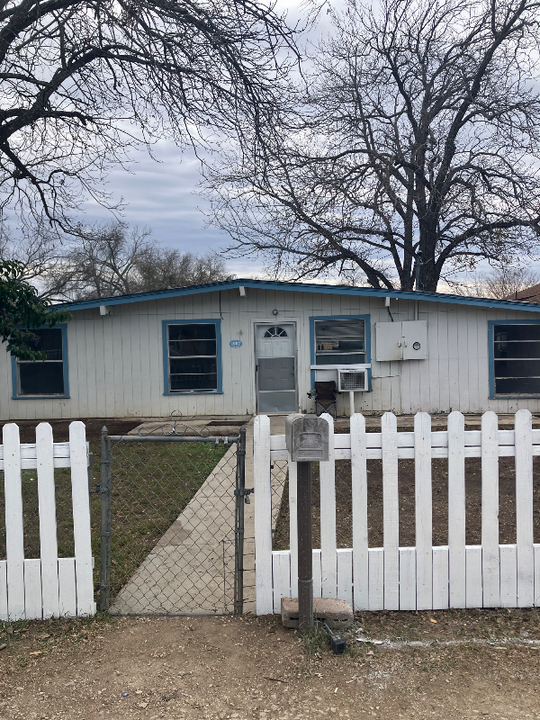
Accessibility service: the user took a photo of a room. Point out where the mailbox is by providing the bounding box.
[285,414,329,462]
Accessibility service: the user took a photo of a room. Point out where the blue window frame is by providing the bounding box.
[11,324,70,399]
[162,319,222,395]
[489,320,540,398]
[309,314,372,389]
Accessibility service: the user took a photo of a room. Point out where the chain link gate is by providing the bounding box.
[97,427,247,616]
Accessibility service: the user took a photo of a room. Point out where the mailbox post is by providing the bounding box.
[285,414,329,631]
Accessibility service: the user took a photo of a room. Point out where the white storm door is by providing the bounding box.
[255,323,297,413]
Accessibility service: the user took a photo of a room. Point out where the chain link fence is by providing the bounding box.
[98,429,247,616]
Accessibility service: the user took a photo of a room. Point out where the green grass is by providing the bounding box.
[0,440,230,604]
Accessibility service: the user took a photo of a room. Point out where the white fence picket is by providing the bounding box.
[465,546,483,608]
[288,456,298,599]
[337,549,353,607]
[313,550,322,598]
[368,549,384,611]
[24,559,43,620]
[58,558,77,616]
[382,413,399,610]
[535,546,540,606]
[448,412,466,608]
[0,561,7,619]
[415,413,433,610]
[499,545,517,607]
[36,423,60,619]
[432,546,449,610]
[254,415,273,615]
[272,552,291,613]
[481,412,500,607]
[515,409,534,607]
[399,548,416,611]
[69,422,95,617]
[351,413,369,611]
[319,414,337,599]
[3,424,25,620]
[255,411,540,615]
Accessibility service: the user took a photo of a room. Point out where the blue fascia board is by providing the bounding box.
[55,278,540,314]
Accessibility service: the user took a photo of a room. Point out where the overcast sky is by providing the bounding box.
[81,1,336,279]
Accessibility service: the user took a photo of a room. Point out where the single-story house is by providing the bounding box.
[3,278,540,421]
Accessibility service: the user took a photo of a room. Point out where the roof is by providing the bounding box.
[56,278,540,314]
[506,283,540,304]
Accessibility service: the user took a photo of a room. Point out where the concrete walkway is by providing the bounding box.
[109,416,288,616]
[110,439,240,615]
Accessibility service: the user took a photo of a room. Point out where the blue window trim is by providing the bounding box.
[309,314,372,391]
[162,319,223,396]
[488,319,540,399]
[11,323,70,400]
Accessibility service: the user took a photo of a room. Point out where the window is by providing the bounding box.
[264,326,288,338]
[491,322,540,396]
[12,325,69,398]
[313,317,367,365]
[163,320,221,394]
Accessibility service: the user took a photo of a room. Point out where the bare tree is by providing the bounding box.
[0,0,298,229]
[42,223,228,300]
[453,265,540,299]
[207,0,540,292]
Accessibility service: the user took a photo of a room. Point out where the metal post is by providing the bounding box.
[100,427,112,612]
[233,426,247,615]
[297,460,313,630]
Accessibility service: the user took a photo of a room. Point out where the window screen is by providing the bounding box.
[493,324,540,394]
[167,323,218,392]
[16,328,66,396]
[314,318,366,365]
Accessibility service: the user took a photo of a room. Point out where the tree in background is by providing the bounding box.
[38,223,229,300]
[455,266,540,299]
[207,0,540,292]
[0,0,298,229]
[0,260,70,358]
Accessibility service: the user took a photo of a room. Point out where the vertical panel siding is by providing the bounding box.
[3,289,540,419]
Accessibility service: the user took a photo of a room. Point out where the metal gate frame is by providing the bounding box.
[97,426,247,615]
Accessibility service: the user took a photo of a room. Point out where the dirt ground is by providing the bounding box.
[0,419,142,444]
[1,611,540,720]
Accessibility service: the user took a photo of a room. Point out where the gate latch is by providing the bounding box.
[235,487,254,504]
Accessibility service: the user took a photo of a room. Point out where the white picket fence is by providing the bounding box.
[0,422,95,621]
[254,410,540,614]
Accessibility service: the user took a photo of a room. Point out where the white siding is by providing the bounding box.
[2,289,540,419]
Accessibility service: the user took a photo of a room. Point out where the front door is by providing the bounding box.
[255,323,297,413]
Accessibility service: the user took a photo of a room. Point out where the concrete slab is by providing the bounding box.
[281,597,354,629]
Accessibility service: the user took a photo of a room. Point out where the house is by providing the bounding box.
[3,278,540,421]
[507,283,540,304]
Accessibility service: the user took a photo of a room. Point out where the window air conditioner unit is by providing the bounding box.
[337,368,368,392]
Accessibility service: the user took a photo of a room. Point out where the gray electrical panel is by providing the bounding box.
[285,414,329,462]
[375,320,428,361]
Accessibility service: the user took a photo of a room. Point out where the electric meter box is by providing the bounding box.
[285,414,329,462]
[375,320,428,361]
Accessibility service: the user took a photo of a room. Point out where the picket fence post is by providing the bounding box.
[254,415,273,615]
[351,413,368,611]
